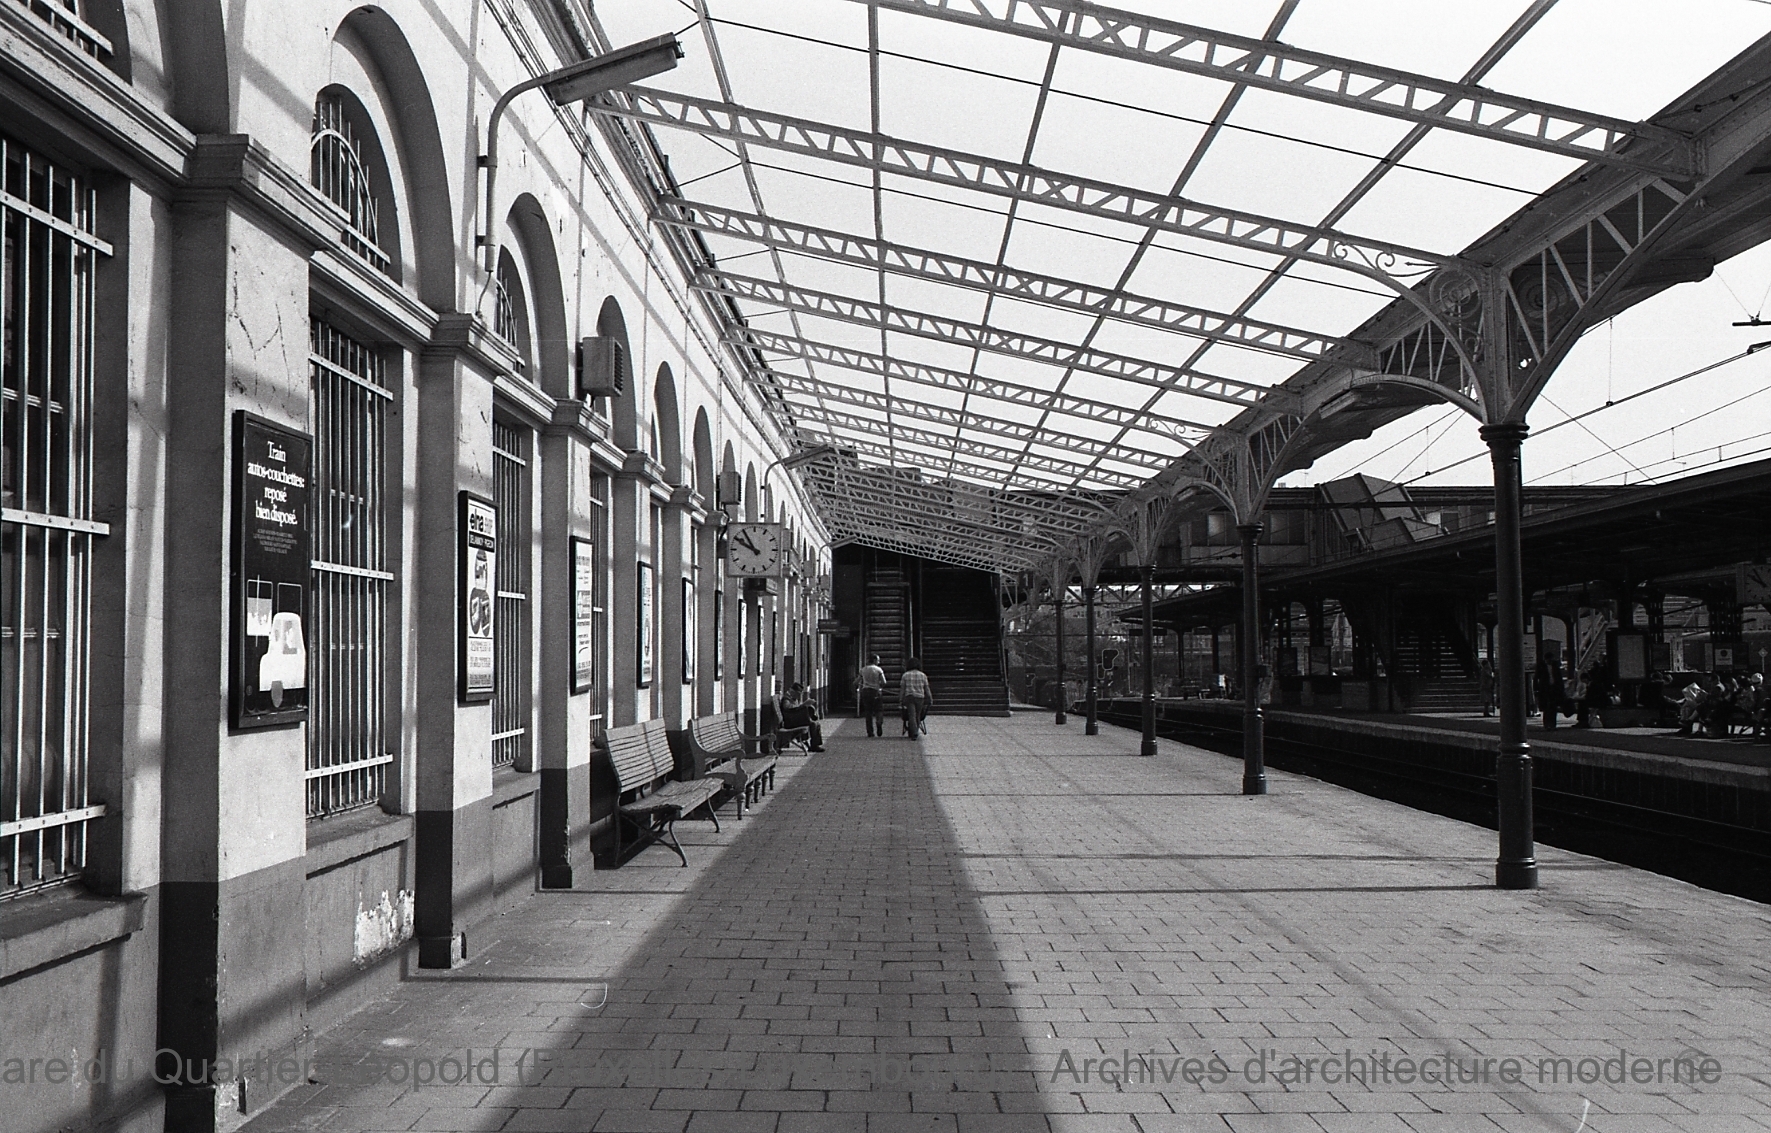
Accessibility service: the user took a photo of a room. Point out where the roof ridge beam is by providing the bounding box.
[800,405,1151,485]
[734,327,1214,440]
[766,371,1180,467]
[804,465,1112,529]
[699,270,1299,412]
[599,88,1465,289]
[806,436,1101,499]
[656,197,1364,364]
[844,0,1698,178]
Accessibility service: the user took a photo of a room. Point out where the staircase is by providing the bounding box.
[1392,601,1481,712]
[1406,677,1484,713]
[920,564,1011,716]
[864,565,911,707]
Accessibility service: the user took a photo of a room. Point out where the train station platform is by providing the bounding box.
[242,715,1771,1133]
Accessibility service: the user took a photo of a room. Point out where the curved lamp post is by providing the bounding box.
[480,35,682,292]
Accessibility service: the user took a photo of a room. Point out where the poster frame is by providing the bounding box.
[230,410,312,730]
[682,575,696,685]
[571,536,595,694]
[714,586,724,680]
[637,560,655,689]
[459,490,498,703]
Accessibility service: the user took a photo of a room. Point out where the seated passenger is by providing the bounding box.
[1669,676,1707,736]
[778,683,824,752]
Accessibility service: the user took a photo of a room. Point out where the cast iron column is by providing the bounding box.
[1054,583,1068,725]
[1084,584,1099,736]
[1483,422,1538,889]
[1239,523,1267,794]
[1140,564,1157,756]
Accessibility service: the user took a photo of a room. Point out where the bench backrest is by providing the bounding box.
[602,719,673,792]
[690,711,744,755]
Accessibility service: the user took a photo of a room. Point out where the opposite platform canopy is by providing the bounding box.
[584,0,1771,573]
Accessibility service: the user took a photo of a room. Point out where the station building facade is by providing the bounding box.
[0,2,829,1130]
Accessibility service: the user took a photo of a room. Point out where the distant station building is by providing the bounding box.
[1134,462,1771,713]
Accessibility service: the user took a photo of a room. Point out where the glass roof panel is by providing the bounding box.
[690,20,872,129]
[1029,91,1209,197]
[1281,0,1532,79]
[1482,0,1771,116]
[877,55,1043,161]
[601,0,1771,568]
[873,5,1059,82]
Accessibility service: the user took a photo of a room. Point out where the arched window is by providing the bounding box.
[493,249,531,374]
[311,93,392,275]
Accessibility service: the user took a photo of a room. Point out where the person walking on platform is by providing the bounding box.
[857,654,887,738]
[899,658,933,739]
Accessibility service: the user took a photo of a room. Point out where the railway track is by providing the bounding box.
[1096,703,1771,904]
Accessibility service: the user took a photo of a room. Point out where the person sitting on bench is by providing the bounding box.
[778,683,825,752]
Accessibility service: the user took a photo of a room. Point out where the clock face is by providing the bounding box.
[1742,563,1771,605]
[727,523,782,576]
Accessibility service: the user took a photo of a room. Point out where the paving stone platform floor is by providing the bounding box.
[245,715,1771,1133]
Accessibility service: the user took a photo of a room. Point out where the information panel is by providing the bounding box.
[714,587,725,680]
[459,492,497,702]
[636,561,655,689]
[572,537,595,693]
[231,412,312,729]
[681,576,695,685]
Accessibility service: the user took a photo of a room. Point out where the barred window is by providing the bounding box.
[3,134,108,898]
[307,317,393,818]
[491,418,530,770]
[311,95,391,275]
[13,0,113,59]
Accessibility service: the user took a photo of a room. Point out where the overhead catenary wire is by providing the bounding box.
[1392,347,1764,487]
[1527,378,1771,484]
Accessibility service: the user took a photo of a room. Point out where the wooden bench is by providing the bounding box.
[598,719,724,866]
[684,711,777,819]
[762,699,813,753]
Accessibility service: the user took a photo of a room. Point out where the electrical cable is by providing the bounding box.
[1395,347,1761,486]
[1527,379,1771,484]
[1538,393,1651,483]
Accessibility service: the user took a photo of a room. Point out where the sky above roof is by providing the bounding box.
[596,0,1771,559]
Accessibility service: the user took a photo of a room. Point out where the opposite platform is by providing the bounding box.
[244,715,1771,1133]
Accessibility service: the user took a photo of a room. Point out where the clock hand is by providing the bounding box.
[736,533,759,554]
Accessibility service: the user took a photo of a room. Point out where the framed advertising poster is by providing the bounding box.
[230,412,312,729]
[637,561,654,688]
[572,537,595,693]
[682,576,695,684]
[714,587,724,680]
[459,491,497,703]
[1614,634,1648,682]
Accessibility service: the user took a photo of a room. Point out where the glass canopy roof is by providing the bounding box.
[589,0,1771,572]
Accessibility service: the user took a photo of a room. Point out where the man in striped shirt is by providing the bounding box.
[899,658,933,738]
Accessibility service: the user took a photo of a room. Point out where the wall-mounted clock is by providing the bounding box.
[726,523,784,578]
[1740,562,1771,606]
